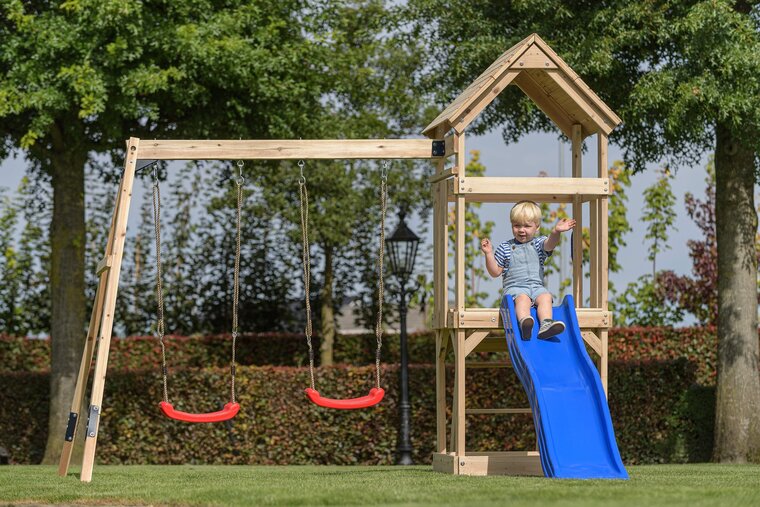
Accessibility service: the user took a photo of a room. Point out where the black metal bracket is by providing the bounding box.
[64,412,78,442]
[136,159,158,172]
[431,140,445,157]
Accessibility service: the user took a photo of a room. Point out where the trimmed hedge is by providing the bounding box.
[0,360,710,466]
[3,326,751,387]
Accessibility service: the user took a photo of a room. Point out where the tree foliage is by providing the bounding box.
[406,0,760,462]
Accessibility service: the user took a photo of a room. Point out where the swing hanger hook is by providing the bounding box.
[152,165,159,185]
[381,160,389,182]
[298,160,306,185]
[235,160,245,185]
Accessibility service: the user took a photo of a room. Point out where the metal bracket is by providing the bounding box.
[64,412,78,442]
[136,159,158,172]
[86,405,100,439]
[431,140,445,157]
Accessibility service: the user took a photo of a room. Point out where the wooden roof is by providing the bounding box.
[422,34,621,139]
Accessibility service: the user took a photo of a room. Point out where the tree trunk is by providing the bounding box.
[41,145,87,464]
[320,244,335,366]
[713,123,760,463]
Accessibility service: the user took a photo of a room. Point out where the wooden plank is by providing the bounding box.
[452,176,609,201]
[448,307,610,328]
[435,330,447,453]
[136,139,444,161]
[457,452,542,477]
[454,135,465,314]
[444,133,459,160]
[429,168,456,184]
[432,452,458,474]
[601,330,609,396]
[463,330,490,357]
[590,198,600,308]
[455,330,466,456]
[80,138,139,483]
[514,44,559,69]
[581,331,602,356]
[544,71,615,135]
[466,408,531,414]
[452,71,520,134]
[598,134,610,310]
[571,125,583,306]
[95,255,113,276]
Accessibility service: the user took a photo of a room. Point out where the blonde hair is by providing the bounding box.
[510,201,542,226]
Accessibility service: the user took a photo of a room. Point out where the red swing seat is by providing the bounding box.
[159,401,240,423]
[304,387,385,410]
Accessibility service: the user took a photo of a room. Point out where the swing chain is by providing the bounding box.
[375,161,389,388]
[297,160,316,389]
[151,170,169,404]
[230,161,244,403]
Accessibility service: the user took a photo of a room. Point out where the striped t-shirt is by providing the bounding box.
[493,236,553,280]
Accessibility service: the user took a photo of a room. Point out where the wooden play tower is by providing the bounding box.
[425,34,621,476]
[59,33,619,482]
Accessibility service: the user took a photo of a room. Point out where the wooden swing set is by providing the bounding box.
[58,33,620,482]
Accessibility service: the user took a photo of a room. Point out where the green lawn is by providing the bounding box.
[1,464,759,507]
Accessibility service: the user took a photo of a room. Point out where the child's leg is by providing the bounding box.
[514,294,532,321]
[535,293,553,322]
[514,294,535,340]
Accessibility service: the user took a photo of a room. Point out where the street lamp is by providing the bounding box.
[385,209,420,465]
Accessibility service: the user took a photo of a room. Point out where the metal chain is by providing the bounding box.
[374,161,389,388]
[151,169,169,404]
[230,161,245,403]
[297,160,316,389]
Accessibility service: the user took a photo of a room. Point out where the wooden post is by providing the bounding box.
[571,125,583,305]
[435,330,447,453]
[453,133,466,456]
[598,133,610,394]
[79,138,140,482]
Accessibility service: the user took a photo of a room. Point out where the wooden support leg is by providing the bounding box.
[436,330,447,453]
[58,274,108,476]
[79,138,139,482]
[454,330,466,456]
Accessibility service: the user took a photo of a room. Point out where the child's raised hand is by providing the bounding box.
[554,218,576,233]
[480,238,493,255]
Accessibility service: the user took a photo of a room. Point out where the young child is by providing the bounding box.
[480,200,576,340]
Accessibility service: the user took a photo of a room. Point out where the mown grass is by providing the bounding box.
[1,464,759,507]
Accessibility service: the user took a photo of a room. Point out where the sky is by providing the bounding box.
[1,130,729,327]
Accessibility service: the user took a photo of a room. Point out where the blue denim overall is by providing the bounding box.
[502,240,550,303]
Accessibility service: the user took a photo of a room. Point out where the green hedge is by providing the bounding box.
[0,360,710,466]
[0,331,440,373]
[3,326,749,387]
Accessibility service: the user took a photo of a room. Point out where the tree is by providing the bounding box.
[615,167,683,327]
[642,168,677,278]
[0,0,338,463]
[407,0,760,461]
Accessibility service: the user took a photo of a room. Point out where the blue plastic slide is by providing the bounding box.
[500,295,628,479]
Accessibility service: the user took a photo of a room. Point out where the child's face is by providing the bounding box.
[511,220,539,243]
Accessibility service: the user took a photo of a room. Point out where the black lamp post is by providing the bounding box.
[385,209,420,465]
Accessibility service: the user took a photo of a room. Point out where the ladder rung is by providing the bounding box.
[465,361,511,368]
[96,255,113,275]
[466,408,532,415]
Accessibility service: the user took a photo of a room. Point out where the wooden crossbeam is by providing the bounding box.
[135,139,444,161]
